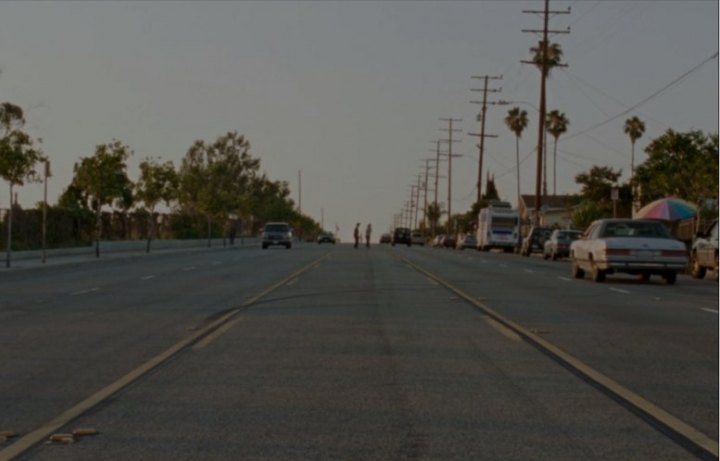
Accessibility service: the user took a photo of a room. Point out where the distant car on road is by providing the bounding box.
[379,233,392,244]
[316,232,336,244]
[543,229,583,260]
[521,226,553,256]
[261,222,292,249]
[411,231,425,246]
[690,219,718,279]
[392,227,412,247]
[456,234,477,250]
[570,218,688,284]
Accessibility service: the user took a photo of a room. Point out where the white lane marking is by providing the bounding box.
[609,287,631,295]
[524,269,534,274]
[183,266,196,271]
[558,276,571,282]
[701,308,719,314]
[142,275,155,280]
[71,288,100,296]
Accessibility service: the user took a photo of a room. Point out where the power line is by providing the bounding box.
[565,51,719,141]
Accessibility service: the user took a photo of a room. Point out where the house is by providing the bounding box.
[519,194,579,228]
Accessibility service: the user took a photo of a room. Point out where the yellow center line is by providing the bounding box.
[0,252,331,461]
[401,256,718,459]
[192,318,241,350]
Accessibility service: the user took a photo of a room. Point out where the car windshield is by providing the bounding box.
[557,231,582,241]
[600,222,671,238]
[265,224,289,233]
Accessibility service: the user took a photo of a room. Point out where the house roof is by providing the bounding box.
[520,194,578,211]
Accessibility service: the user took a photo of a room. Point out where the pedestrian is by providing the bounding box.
[354,223,361,249]
[365,223,372,248]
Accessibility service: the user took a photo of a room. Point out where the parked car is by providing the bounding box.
[689,219,718,279]
[521,226,553,256]
[570,218,688,284]
[543,229,583,260]
[456,234,477,250]
[316,232,336,244]
[379,233,392,244]
[432,234,445,247]
[442,234,457,248]
[261,222,292,249]
[411,231,425,246]
[392,227,412,247]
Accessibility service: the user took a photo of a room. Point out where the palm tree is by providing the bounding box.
[546,110,569,196]
[624,116,645,213]
[623,116,645,180]
[530,41,564,77]
[504,107,529,220]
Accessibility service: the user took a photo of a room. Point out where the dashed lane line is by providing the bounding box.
[0,252,331,461]
[609,287,631,295]
[558,276,572,282]
[142,275,155,280]
[70,288,99,296]
[400,256,718,461]
[701,308,719,315]
[183,266,196,271]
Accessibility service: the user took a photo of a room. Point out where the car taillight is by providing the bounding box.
[604,248,631,256]
[660,250,687,257]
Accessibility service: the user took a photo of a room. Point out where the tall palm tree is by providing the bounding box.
[623,116,645,180]
[505,107,529,219]
[546,110,569,196]
[530,41,564,77]
[624,116,645,213]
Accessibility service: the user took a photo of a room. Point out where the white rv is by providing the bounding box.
[476,202,520,252]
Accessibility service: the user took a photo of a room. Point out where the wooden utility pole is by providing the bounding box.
[522,0,569,224]
[469,75,502,205]
[42,160,50,264]
[439,118,462,234]
[298,170,302,214]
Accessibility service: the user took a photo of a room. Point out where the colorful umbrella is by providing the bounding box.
[635,197,698,221]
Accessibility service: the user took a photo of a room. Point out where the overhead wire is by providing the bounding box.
[563,51,719,141]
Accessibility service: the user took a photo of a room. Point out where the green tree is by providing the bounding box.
[504,107,529,211]
[633,129,717,210]
[573,165,631,229]
[178,132,260,246]
[72,140,133,257]
[546,110,569,196]
[0,102,25,134]
[136,158,178,253]
[0,128,44,267]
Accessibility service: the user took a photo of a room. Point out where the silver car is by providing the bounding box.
[570,219,688,284]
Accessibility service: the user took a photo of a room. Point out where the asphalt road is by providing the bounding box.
[0,243,717,460]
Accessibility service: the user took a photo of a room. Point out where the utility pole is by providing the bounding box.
[298,170,302,214]
[522,0,569,224]
[414,174,422,230]
[439,118,462,234]
[469,75,502,205]
[42,160,50,264]
[421,158,434,231]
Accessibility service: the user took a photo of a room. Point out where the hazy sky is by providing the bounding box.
[0,1,717,241]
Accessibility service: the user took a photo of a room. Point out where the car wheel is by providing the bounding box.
[543,252,549,260]
[591,261,606,282]
[262,244,268,249]
[286,243,292,249]
[551,251,558,261]
[663,272,677,285]
[690,252,707,279]
[571,258,585,279]
[639,273,651,282]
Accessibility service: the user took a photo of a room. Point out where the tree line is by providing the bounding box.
[0,103,321,260]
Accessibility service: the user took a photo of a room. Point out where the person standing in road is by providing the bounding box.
[354,223,361,249]
[365,223,372,248]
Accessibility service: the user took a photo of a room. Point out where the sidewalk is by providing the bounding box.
[1,238,260,271]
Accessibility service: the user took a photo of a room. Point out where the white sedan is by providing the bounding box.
[570,219,688,284]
